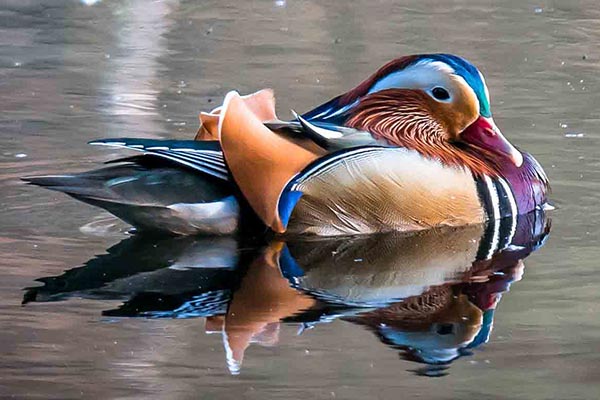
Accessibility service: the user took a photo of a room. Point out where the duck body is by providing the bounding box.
[25,54,549,236]
[287,146,483,235]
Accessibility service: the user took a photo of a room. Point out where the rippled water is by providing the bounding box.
[2,1,600,398]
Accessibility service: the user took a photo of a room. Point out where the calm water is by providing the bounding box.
[1,1,600,399]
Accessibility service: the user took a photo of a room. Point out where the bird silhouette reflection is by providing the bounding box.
[24,210,549,375]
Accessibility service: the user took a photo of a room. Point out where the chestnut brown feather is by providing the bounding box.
[346,89,502,177]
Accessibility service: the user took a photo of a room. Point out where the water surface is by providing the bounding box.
[1,1,600,399]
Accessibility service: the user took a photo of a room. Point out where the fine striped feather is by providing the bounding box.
[89,138,229,181]
[282,146,484,235]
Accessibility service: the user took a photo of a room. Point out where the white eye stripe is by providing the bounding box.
[424,60,455,74]
[368,61,455,94]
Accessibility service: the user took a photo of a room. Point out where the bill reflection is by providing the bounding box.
[24,210,549,375]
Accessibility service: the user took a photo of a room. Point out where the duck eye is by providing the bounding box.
[431,87,450,101]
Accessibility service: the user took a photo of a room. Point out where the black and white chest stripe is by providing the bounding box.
[475,175,519,260]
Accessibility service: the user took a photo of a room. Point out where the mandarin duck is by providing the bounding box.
[280,208,549,368]
[25,54,549,236]
[24,207,549,373]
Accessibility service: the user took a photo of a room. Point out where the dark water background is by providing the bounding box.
[1,1,600,398]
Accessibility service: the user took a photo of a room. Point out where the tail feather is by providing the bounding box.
[23,175,117,200]
[24,158,239,235]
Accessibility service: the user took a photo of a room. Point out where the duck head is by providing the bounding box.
[305,54,523,176]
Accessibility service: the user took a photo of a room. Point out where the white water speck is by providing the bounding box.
[560,123,568,128]
[354,258,363,262]
[14,62,21,67]
[565,132,585,138]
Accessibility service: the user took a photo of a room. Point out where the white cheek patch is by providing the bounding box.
[367,60,456,97]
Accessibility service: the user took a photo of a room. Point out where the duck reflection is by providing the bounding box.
[23,210,549,375]
[23,236,244,316]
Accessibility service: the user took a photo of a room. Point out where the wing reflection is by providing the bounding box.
[23,236,245,318]
[24,210,550,375]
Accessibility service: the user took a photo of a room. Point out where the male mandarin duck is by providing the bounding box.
[25,54,549,236]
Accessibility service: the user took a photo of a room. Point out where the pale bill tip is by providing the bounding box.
[488,117,523,168]
[512,148,524,168]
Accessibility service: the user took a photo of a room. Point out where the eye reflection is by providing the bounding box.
[23,209,550,375]
[436,323,455,336]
